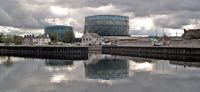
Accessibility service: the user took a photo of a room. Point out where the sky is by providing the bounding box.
[0,0,200,37]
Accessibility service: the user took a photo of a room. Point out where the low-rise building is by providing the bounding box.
[23,34,51,45]
[82,33,103,46]
[182,29,200,39]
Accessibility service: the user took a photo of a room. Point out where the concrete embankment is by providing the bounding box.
[0,45,88,60]
[102,46,200,61]
[88,46,102,53]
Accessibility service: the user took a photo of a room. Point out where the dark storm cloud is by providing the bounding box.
[55,0,200,16]
[0,0,200,34]
[0,0,52,29]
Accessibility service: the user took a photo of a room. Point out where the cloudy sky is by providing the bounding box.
[0,0,200,37]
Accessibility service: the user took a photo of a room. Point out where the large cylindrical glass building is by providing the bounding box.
[84,15,129,36]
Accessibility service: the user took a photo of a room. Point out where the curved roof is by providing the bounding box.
[45,25,72,29]
[86,15,129,20]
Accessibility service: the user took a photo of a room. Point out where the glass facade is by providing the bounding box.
[44,26,74,41]
[84,15,129,36]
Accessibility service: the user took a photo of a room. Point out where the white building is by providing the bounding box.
[82,33,103,46]
[23,34,51,45]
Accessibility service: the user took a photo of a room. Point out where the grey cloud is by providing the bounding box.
[0,0,200,35]
[130,29,171,36]
[0,0,52,29]
[154,11,200,29]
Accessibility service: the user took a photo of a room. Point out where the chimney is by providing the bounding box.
[184,29,187,33]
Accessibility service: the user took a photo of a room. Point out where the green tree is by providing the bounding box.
[4,35,14,45]
[13,35,23,45]
[49,32,62,44]
[62,31,75,43]
[0,33,5,43]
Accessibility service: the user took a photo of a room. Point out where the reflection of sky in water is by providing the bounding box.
[0,55,200,92]
[129,61,154,71]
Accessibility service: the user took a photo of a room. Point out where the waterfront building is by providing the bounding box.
[182,29,200,39]
[84,15,129,36]
[167,29,200,47]
[23,34,51,45]
[82,33,102,46]
[102,36,152,46]
[44,25,74,42]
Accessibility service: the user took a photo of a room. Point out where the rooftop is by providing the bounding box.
[86,15,129,20]
[84,33,100,38]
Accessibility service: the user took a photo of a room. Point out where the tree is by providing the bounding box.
[0,34,23,45]
[49,32,62,44]
[0,33,5,43]
[62,31,75,43]
[4,35,14,45]
[13,35,23,45]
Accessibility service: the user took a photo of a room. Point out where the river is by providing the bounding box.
[0,54,200,92]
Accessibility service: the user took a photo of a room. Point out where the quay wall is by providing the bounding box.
[102,46,200,61]
[0,46,88,60]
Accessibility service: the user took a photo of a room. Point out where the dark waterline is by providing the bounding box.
[0,54,200,92]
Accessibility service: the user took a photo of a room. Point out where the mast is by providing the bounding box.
[156,25,158,38]
[163,26,165,44]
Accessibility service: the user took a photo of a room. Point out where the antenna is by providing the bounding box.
[163,26,165,36]
[156,25,158,38]
[163,26,165,43]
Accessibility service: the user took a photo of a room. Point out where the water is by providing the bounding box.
[0,54,200,92]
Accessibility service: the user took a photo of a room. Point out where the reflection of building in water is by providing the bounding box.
[170,61,200,68]
[84,57,129,80]
[0,56,13,67]
[44,60,75,83]
[45,60,73,66]
[129,57,153,63]
[85,54,107,64]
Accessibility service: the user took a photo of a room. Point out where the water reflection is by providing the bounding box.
[170,61,200,68]
[0,56,13,67]
[129,61,154,71]
[50,74,69,83]
[1,54,200,92]
[45,60,73,66]
[84,54,129,80]
[44,59,76,83]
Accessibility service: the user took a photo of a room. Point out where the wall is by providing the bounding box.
[0,46,88,60]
